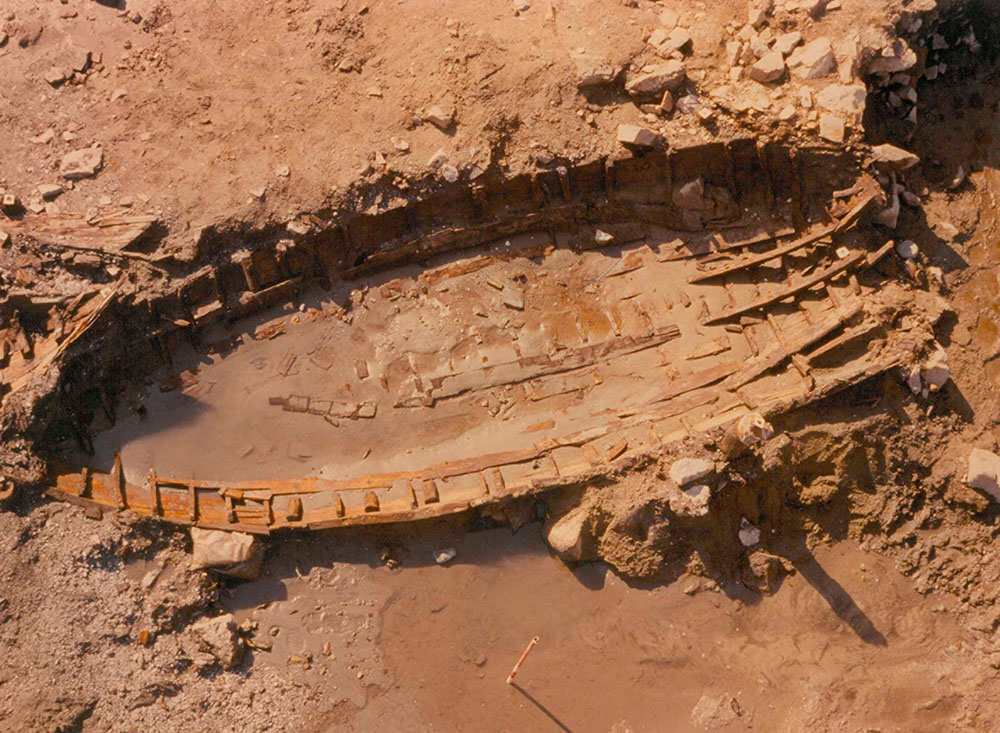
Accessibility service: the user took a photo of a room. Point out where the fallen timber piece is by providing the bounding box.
[703,241,894,325]
[5,282,121,397]
[688,196,876,283]
[1,211,157,253]
[46,332,921,534]
[688,225,835,282]
[718,302,864,391]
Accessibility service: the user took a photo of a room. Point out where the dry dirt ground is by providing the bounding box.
[4,0,1000,731]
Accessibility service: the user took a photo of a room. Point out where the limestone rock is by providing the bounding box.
[669,457,714,486]
[747,0,774,29]
[896,240,918,259]
[544,507,589,561]
[60,147,103,179]
[190,614,244,670]
[434,547,457,564]
[672,177,705,209]
[425,104,455,130]
[617,124,662,149]
[37,184,63,200]
[625,60,686,97]
[690,693,743,729]
[815,84,866,120]
[575,56,620,88]
[870,143,919,172]
[867,40,917,75]
[749,52,785,84]
[818,114,845,143]
[191,527,263,580]
[788,38,836,79]
[921,345,949,391]
[967,449,1000,501]
[668,484,711,517]
[772,31,802,57]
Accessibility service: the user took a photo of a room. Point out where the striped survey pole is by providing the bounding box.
[506,636,539,685]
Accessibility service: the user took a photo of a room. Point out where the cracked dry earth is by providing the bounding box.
[3,0,1000,732]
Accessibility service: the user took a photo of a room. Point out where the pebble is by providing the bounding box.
[434,547,457,564]
[60,147,104,179]
[896,240,918,259]
[616,124,662,149]
[38,184,63,200]
[425,104,455,130]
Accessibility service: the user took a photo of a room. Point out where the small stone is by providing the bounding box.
[190,614,245,670]
[672,177,704,209]
[625,60,686,97]
[31,128,55,144]
[772,31,802,57]
[777,105,796,121]
[658,8,679,29]
[616,124,662,149]
[870,143,919,172]
[575,56,620,88]
[896,240,918,259]
[60,147,103,179]
[967,449,1000,501]
[669,457,714,486]
[439,164,459,183]
[749,52,785,84]
[788,38,836,80]
[425,104,455,130]
[434,547,457,564]
[428,149,449,169]
[818,114,845,143]
[921,345,949,391]
[738,518,761,547]
[815,84,866,120]
[44,68,68,86]
[747,0,773,29]
[275,164,291,177]
[38,184,63,200]
[900,190,921,207]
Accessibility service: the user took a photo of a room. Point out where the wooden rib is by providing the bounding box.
[703,242,892,325]
[689,225,834,282]
[719,302,862,391]
[806,321,883,364]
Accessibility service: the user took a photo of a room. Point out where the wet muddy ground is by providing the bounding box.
[216,524,989,731]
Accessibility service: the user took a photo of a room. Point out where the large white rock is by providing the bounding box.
[968,449,1000,501]
[191,528,257,568]
[788,38,836,79]
[191,528,262,580]
[669,457,715,486]
[867,40,918,75]
[544,507,588,561]
[190,613,244,670]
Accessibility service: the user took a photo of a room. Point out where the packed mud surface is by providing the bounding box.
[4,0,1000,731]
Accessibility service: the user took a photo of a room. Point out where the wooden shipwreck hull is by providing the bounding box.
[5,138,933,533]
